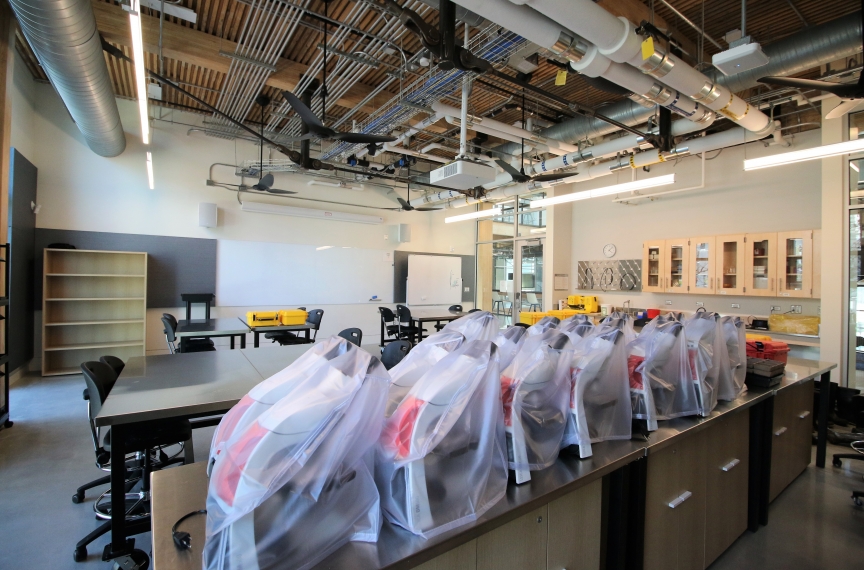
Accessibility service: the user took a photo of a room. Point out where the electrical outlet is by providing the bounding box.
[731,303,740,309]
[818,305,821,315]
[770,306,781,312]
[449,246,455,252]
[696,302,704,307]
[665,300,673,305]
[791,305,802,313]
[464,287,470,293]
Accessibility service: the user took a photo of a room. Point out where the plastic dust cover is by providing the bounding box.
[627,320,691,430]
[208,336,359,473]
[683,312,719,416]
[494,325,528,370]
[719,316,747,400]
[203,340,390,570]
[527,315,561,336]
[559,315,595,345]
[384,330,465,417]
[442,310,500,341]
[501,330,572,484]
[564,319,633,458]
[376,340,507,539]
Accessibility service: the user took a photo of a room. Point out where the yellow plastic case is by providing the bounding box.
[520,311,547,325]
[279,309,308,326]
[746,333,772,342]
[548,309,578,320]
[767,314,820,336]
[246,311,281,326]
[568,295,599,313]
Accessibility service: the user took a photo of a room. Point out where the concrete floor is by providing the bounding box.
[1,373,863,569]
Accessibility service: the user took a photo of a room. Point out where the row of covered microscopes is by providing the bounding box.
[200,309,747,570]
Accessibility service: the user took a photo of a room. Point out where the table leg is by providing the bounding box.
[241,335,246,349]
[104,423,133,560]
[230,336,235,349]
[179,337,188,354]
[254,331,260,348]
[816,371,832,468]
[184,435,195,465]
[380,317,385,348]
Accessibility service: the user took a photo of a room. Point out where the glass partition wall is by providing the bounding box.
[848,110,864,389]
[476,194,547,328]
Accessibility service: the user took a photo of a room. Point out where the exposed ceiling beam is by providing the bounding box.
[91,0,394,115]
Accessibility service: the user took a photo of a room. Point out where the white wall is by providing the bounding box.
[567,128,824,319]
[26,84,476,360]
[10,51,37,164]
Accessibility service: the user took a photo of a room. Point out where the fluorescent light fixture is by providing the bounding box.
[529,174,676,208]
[241,201,384,225]
[316,245,334,250]
[744,139,864,171]
[851,161,860,173]
[444,206,502,224]
[146,152,154,189]
[129,0,150,144]
[307,179,364,191]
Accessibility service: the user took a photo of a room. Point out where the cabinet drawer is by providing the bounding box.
[477,506,547,570]
[769,382,813,501]
[414,540,476,570]
[546,479,602,570]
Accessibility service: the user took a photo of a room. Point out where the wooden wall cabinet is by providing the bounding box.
[743,233,777,297]
[776,231,814,298]
[689,237,715,295]
[704,412,750,567]
[715,234,746,296]
[769,381,814,501]
[665,239,690,294]
[643,240,666,293]
[644,430,707,570]
[42,249,147,376]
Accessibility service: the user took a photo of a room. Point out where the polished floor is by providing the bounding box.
[1,373,863,569]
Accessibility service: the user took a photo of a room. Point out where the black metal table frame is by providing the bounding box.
[250,326,311,348]
[179,333,246,352]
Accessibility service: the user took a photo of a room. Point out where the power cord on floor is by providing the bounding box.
[173,509,207,550]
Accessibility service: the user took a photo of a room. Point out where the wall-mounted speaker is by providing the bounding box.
[199,203,218,228]
[389,223,411,243]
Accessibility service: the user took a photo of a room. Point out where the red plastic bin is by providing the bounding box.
[746,340,790,364]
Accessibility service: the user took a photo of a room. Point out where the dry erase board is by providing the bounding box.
[406,254,462,306]
[216,239,394,306]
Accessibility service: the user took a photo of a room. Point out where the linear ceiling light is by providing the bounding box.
[129,0,150,144]
[744,139,864,171]
[307,179,365,191]
[146,152,154,190]
[529,174,676,208]
[444,206,503,224]
[241,201,384,225]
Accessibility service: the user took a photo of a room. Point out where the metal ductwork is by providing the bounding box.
[416,0,486,27]
[498,10,863,154]
[10,0,126,157]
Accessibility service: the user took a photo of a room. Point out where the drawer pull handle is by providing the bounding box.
[668,491,693,509]
[721,459,741,472]
[798,411,811,419]
[774,427,787,436]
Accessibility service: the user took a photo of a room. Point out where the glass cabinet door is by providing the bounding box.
[715,235,746,296]
[744,233,777,297]
[643,240,665,293]
[689,237,714,294]
[664,239,690,293]
[776,231,813,298]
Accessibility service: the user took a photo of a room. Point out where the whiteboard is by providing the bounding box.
[407,254,462,306]
[217,240,394,306]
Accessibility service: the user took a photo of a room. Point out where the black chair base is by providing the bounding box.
[853,490,864,507]
[72,474,111,504]
[832,453,864,468]
[74,516,150,563]
[264,331,313,346]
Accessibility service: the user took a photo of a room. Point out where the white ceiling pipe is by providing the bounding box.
[382,143,450,163]
[514,0,773,135]
[434,102,579,153]
[357,113,443,158]
[444,116,546,151]
[525,116,706,176]
[421,143,450,154]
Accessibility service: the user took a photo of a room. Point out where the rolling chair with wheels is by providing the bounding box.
[378,307,402,347]
[381,340,411,370]
[162,313,215,349]
[73,361,192,563]
[99,355,125,378]
[161,315,215,354]
[338,328,363,346]
[435,305,463,331]
[264,309,324,345]
[833,440,864,506]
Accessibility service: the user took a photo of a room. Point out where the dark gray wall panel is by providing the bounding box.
[8,149,38,371]
[394,251,475,304]
[34,229,217,308]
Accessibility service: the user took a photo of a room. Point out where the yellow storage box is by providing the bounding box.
[768,314,820,336]
[279,309,308,326]
[567,295,581,306]
[246,311,281,326]
[520,311,547,325]
[568,295,599,314]
[746,333,772,342]
[548,309,578,320]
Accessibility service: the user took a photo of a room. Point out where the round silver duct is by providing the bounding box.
[10,0,126,157]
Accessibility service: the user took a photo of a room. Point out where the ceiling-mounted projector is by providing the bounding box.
[712,39,769,76]
[429,159,496,190]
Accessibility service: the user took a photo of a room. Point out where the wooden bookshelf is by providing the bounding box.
[42,249,147,376]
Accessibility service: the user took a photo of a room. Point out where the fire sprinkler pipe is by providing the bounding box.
[383,143,450,163]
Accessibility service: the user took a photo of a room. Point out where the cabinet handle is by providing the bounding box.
[798,411,811,419]
[771,278,775,291]
[721,458,741,472]
[668,491,693,509]
[774,426,787,436]
[780,279,784,291]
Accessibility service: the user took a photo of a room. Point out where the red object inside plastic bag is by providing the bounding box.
[628,355,645,389]
[214,420,269,507]
[688,346,699,382]
[746,340,790,364]
[393,396,425,459]
[646,309,660,319]
[212,395,255,458]
[500,376,515,427]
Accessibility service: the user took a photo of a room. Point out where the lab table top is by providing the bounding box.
[408,309,466,321]
[175,318,250,337]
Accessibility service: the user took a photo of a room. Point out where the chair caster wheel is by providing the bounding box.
[72,492,84,504]
[833,458,843,468]
[112,548,149,570]
[854,497,863,507]
[73,546,87,562]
